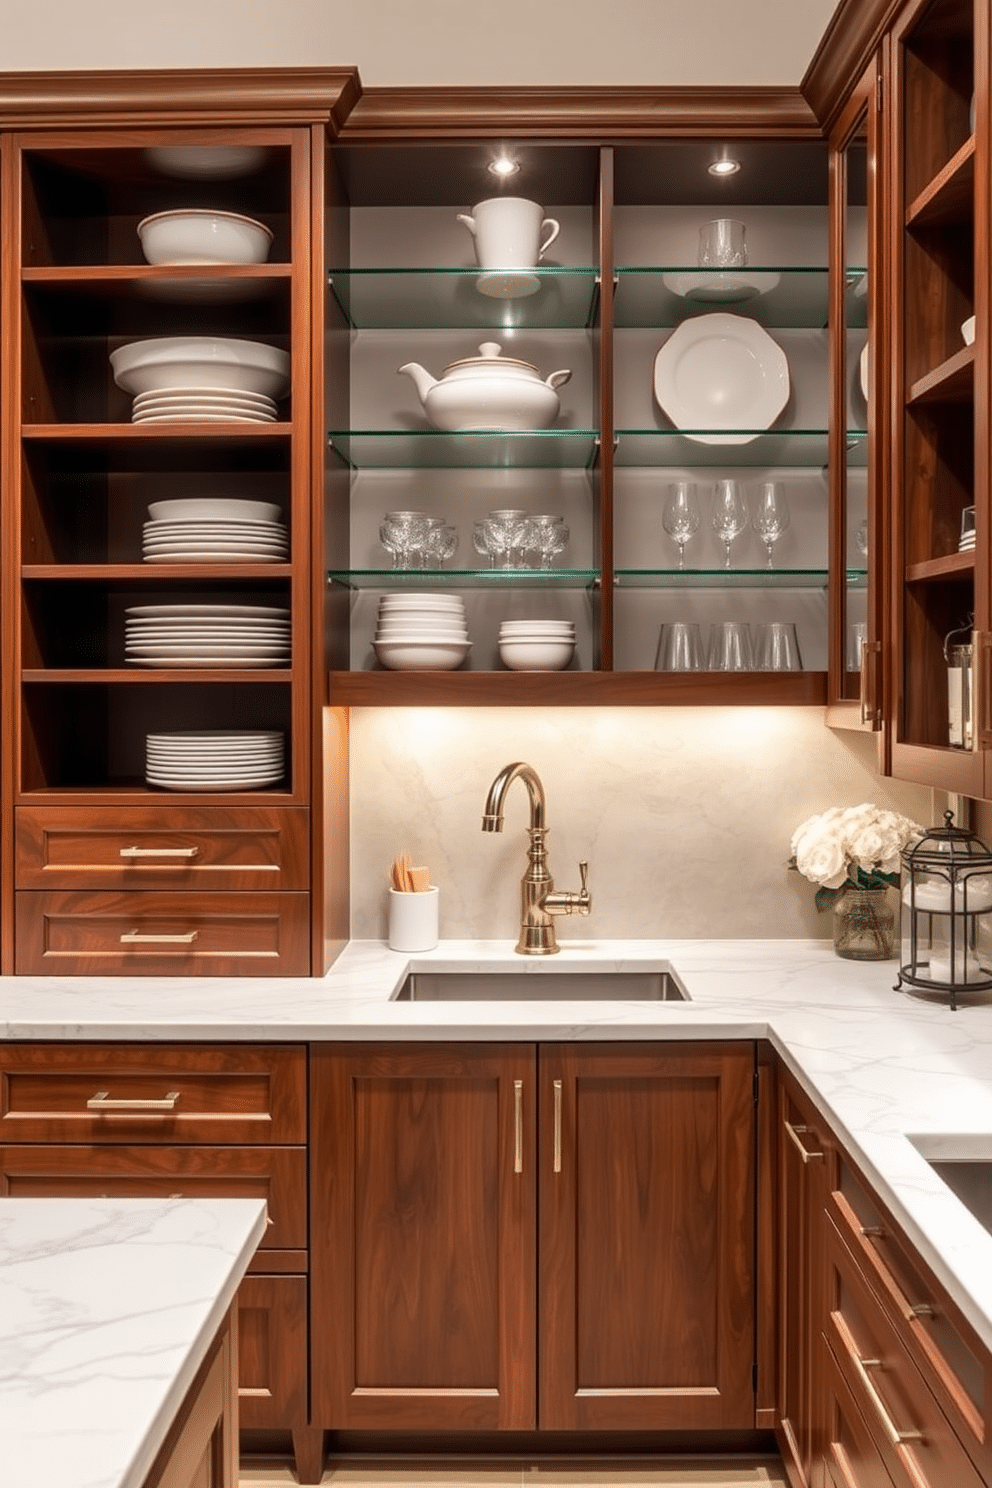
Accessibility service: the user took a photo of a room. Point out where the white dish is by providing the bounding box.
[148,747,283,761]
[130,658,286,668]
[127,604,289,617]
[141,537,287,551]
[144,519,285,533]
[147,779,283,791]
[143,551,287,563]
[962,315,976,346]
[662,270,781,304]
[144,145,271,179]
[859,342,870,401]
[147,498,282,523]
[133,409,278,424]
[110,337,290,398]
[652,312,790,445]
[137,208,273,266]
[476,270,540,299]
[499,637,574,671]
[134,386,276,408]
[373,639,471,671]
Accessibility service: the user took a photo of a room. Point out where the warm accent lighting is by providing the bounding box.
[708,154,741,177]
[488,155,520,178]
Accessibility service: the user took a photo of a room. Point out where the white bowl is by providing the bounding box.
[499,621,575,634]
[147,498,282,523]
[378,593,464,609]
[110,337,290,398]
[962,315,976,346]
[499,638,574,671]
[144,145,271,179]
[374,639,471,671]
[138,209,273,266]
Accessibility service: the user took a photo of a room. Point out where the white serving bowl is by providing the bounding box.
[499,621,575,634]
[138,209,273,266]
[376,616,467,632]
[144,145,270,179]
[374,639,471,671]
[147,498,282,523]
[499,637,574,671]
[962,315,977,346]
[110,337,290,398]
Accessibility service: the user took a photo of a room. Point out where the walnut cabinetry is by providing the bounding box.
[310,1041,757,1440]
[142,1308,239,1488]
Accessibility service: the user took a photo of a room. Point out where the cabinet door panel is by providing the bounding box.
[310,1042,537,1432]
[237,1274,308,1432]
[539,1041,756,1430]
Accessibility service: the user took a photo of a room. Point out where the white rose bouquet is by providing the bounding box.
[789,803,923,912]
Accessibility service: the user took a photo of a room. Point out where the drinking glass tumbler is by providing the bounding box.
[698,218,747,268]
[655,621,705,671]
[755,621,803,671]
[707,621,754,671]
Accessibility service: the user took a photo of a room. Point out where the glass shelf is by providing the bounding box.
[328,267,600,330]
[328,567,599,591]
[614,429,852,468]
[614,567,831,589]
[613,267,830,329]
[327,429,600,470]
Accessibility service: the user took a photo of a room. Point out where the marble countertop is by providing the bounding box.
[0,1195,267,1488]
[2,938,992,1368]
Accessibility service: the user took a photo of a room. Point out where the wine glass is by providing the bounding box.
[662,482,700,570]
[711,480,748,569]
[752,481,790,569]
[527,514,570,570]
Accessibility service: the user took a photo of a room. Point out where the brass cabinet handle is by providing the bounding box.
[845,1343,924,1447]
[513,1079,523,1175]
[119,846,200,859]
[119,930,199,945]
[553,1079,563,1173]
[977,631,992,750]
[860,639,882,728]
[87,1090,181,1112]
[784,1119,824,1163]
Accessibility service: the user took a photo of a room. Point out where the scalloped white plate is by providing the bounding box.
[653,312,790,446]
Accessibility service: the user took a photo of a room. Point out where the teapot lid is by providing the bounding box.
[442,341,540,377]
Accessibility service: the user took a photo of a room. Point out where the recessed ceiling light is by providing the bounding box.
[488,155,520,179]
[708,155,741,177]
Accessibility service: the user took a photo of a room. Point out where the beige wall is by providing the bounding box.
[3,0,837,88]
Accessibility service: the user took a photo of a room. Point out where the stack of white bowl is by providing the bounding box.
[109,336,289,424]
[498,618,575,672]
[142,497,287,563]
[373,594,471,671]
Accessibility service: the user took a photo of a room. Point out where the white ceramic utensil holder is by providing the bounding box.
[388,887,440,952]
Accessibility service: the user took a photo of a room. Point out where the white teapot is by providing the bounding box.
[398,342,572,431]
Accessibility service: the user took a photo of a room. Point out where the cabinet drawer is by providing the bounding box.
[829,1164,991,1478]
[0,1043,307,1144]
[0,1144,307,1251]
[823,1334,900,1488]
[14,890,310,975]
[825,1213,985,1488]
[15,805,309,891]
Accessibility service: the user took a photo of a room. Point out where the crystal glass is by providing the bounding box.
[425,521,459,568]
[697,218,747,268]
[752,481,790,569]
[662,481,700,570]
[527,514,570,569]
[856,517,869,557]
[474,510,528,569]
[711,480,749,568]
[379,510,429,569]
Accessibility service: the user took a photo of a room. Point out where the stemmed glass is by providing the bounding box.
[424,521,459,568]
[751,481,790,569]
[527,514,570,569]
[379,510,429,569]
[662,481,700,570]
[711,480,749,569]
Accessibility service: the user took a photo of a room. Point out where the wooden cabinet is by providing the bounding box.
[310,1040,757,1437]
[0,1040,316,1479]
[142,1307,239,1488]
[776,1065,837,1488]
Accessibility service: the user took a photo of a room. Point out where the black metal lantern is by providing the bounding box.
[896,811,992,1009]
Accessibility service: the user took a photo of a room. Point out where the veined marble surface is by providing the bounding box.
[2,939,992,1367]
[0,1196,266,1488]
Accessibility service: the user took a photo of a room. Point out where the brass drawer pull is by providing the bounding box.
[120,846,200,859]
[87,1090,181,1112]
[119,930,199,945]
[849,1349,924,1447]
[553,1079,563,1173]
[514,1079,523,1175]
[785,1119,824,1163]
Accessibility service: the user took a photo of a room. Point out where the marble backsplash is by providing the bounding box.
[348,707,938,943]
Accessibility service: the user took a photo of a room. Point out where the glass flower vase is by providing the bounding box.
[832,884,896,961]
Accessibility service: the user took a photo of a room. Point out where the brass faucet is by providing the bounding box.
[481,761,591,955]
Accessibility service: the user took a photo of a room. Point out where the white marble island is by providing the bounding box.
[0,1196,266,1488]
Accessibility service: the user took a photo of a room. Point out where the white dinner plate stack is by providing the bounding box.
[142,497,287,563]
[145,730,285,791]
[130,386,279,423]
[373,593,471,671]
[124,603,291,667]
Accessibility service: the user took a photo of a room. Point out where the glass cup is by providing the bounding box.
[379,510,430,569]
[655,621,705,671]
[847,621,868,672]
[526,514,569,569]
[698,218,747,268]
[424,521,459,568]
[662,481,700,570]
[751,481,790,569]
[707,621,754,671]
[711,480,749,568]
[755,621,803,671]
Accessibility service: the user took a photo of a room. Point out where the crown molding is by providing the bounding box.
[0,67,362,132]
[802,0,901,130]
[342,85,821,140]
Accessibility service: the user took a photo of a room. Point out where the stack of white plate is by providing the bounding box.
[498,618,575,672]
[124,603,291,667]
[373,593,471,671]
[131,387,278,424]
[145,730,284,791]
[142,497,287,563]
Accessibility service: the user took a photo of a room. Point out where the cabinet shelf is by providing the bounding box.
[21,263,291,298]
[328,669,828,707]
[906,136,975,227]
[23,564,293,580]
[614,567,836,590]
[327,429,600,470]
[614,429,848,468]
[328,267,600,329]
[905,551,975,583]
[908,345,974,404]
[22,423,292,442]
[328,567,598,590]
[614,266,831,329]
[22,669,294,682]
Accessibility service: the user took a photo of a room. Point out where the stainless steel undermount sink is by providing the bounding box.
[393,968,689,1002]
[910,1136,992,1238]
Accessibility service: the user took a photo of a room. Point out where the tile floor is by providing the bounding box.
[241,1460,790,1488]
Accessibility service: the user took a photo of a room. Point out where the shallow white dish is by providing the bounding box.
[373,639,471,671]
[499,637,574,671]
[138,208,273,266]
[144,145,270,179]
[110,337,290,398]
[130,656,285,668]
[962,315,977,346]
[143,548,287,562]
[147,498,282,523]
[144,518,284,532]
[475,270,540,299]
[662,270,781,304]
[652,312,790,445]
[126,604,289,618]
[859,342,870,401]
[134,409,277,425]
[134,386,275,409]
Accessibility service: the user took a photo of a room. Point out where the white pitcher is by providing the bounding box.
[456,197,560,271]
